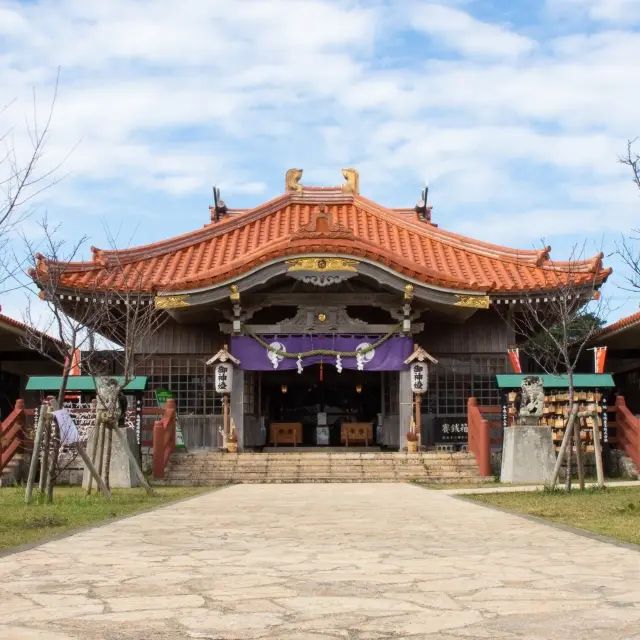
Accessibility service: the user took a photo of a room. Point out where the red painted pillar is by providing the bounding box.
[478,416,491,477]
[152,420,165,479]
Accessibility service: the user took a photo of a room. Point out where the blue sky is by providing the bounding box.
[2,0,640,325]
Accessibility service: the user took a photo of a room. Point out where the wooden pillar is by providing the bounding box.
[399,368,412,451]
[230,369,245,452]
[223,394,230,441]
[414,394,422,449]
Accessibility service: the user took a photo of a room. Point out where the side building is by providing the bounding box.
[30,169,611,451]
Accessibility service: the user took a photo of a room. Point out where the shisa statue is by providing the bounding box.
[519,375,544,424]
[96,377,126,427]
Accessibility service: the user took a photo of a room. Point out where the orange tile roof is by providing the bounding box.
[0,313,65,348]
[590,311,640,342]
[32,187,611,296]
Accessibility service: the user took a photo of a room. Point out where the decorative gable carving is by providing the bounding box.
[280,306,368,332]
[292,204,355,241]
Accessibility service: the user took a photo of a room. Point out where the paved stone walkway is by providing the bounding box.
[1,484,639,639]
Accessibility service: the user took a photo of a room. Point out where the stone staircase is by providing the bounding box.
[0,453,27,486]
[160,451,488,485]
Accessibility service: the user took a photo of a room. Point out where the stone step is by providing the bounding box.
[170,452,476,459]
[160,476,488,486]
[163,450,483,485]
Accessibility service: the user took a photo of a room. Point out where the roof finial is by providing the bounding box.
[285,168,303,192]
[414,181,432,222]
[211,185,228,223]
[341,168,359,195]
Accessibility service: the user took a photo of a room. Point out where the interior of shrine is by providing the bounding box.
[261,366,382,447]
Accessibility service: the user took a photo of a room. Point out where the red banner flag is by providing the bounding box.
[594,346,607,374]
[508,348,522,374]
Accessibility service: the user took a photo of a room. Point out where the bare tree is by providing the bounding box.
[22,217,104,502]
[499,243,609,491]
[617,138,640,287]
[1,74,66,290]
[23,218,166,500]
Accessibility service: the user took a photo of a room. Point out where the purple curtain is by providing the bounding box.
[230,335,412,371]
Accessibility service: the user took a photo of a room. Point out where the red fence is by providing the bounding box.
[152,399,177,479]
[0,400,27,474]
[467,397,492,476]
[615,396,640,472]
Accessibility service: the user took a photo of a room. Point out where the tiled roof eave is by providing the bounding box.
[590,311,640,342]
[159,238,480,293]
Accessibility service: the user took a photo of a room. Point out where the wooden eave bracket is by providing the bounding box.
[206,344,240,366]
[404,345,438,365]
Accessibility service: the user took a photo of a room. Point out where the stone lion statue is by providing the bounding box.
[519,375,544,419]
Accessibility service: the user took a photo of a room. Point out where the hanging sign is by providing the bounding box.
[155,388,173,406]
[508,348,522,373]
[594,346,607,374]
[410,362,428,394]
[215,362,234,393]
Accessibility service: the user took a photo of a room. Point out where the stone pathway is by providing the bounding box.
[1,484,639,639]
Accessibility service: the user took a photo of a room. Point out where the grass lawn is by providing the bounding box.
[466,486,640,546]
[417,477,634,490]
[0,485,214,552]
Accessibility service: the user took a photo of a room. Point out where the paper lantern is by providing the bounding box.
[411,362,428,394]
[215,362,233,394]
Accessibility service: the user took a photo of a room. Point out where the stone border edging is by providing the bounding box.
[0,484,230,560]
[453,493,640,553]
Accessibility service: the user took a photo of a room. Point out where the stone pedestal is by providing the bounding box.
[500,426,556,484]
[82,426,141,489]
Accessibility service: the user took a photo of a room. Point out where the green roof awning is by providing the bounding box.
[495,374,615,389]
[25,376,148,392]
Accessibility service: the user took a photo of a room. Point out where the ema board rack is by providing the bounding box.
[495,374,616,452]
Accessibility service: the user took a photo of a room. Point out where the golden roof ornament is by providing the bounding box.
[154,294,191,309]
[285,168,303,192]
[341,168,359,195]
[455,294,490,309]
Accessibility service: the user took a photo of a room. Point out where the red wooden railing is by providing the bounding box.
[467,397,492,476]
[615,395,640,472]
[0,399,27,474]
[152,398,177,479]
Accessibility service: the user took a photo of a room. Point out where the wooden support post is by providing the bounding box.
[96,420,106,492]
[573,419,585,490]
[223,394,230,442]
[76,442,111,499]
[25,405,48,504]
[592,412,605,488]
[414,394,422,449]
[38,412,51,493]
[549,405,578,489]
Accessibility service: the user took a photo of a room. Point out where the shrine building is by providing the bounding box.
[31,169,611,452]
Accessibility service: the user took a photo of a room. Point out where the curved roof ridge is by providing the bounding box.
[33,185,611,296]
[354,194,608,271]
[354,195,543,263]
[47,192,294,269]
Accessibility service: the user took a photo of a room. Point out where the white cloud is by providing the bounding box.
[410,3,536,58]
[0,0,639,313]
[549,0,640,23]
